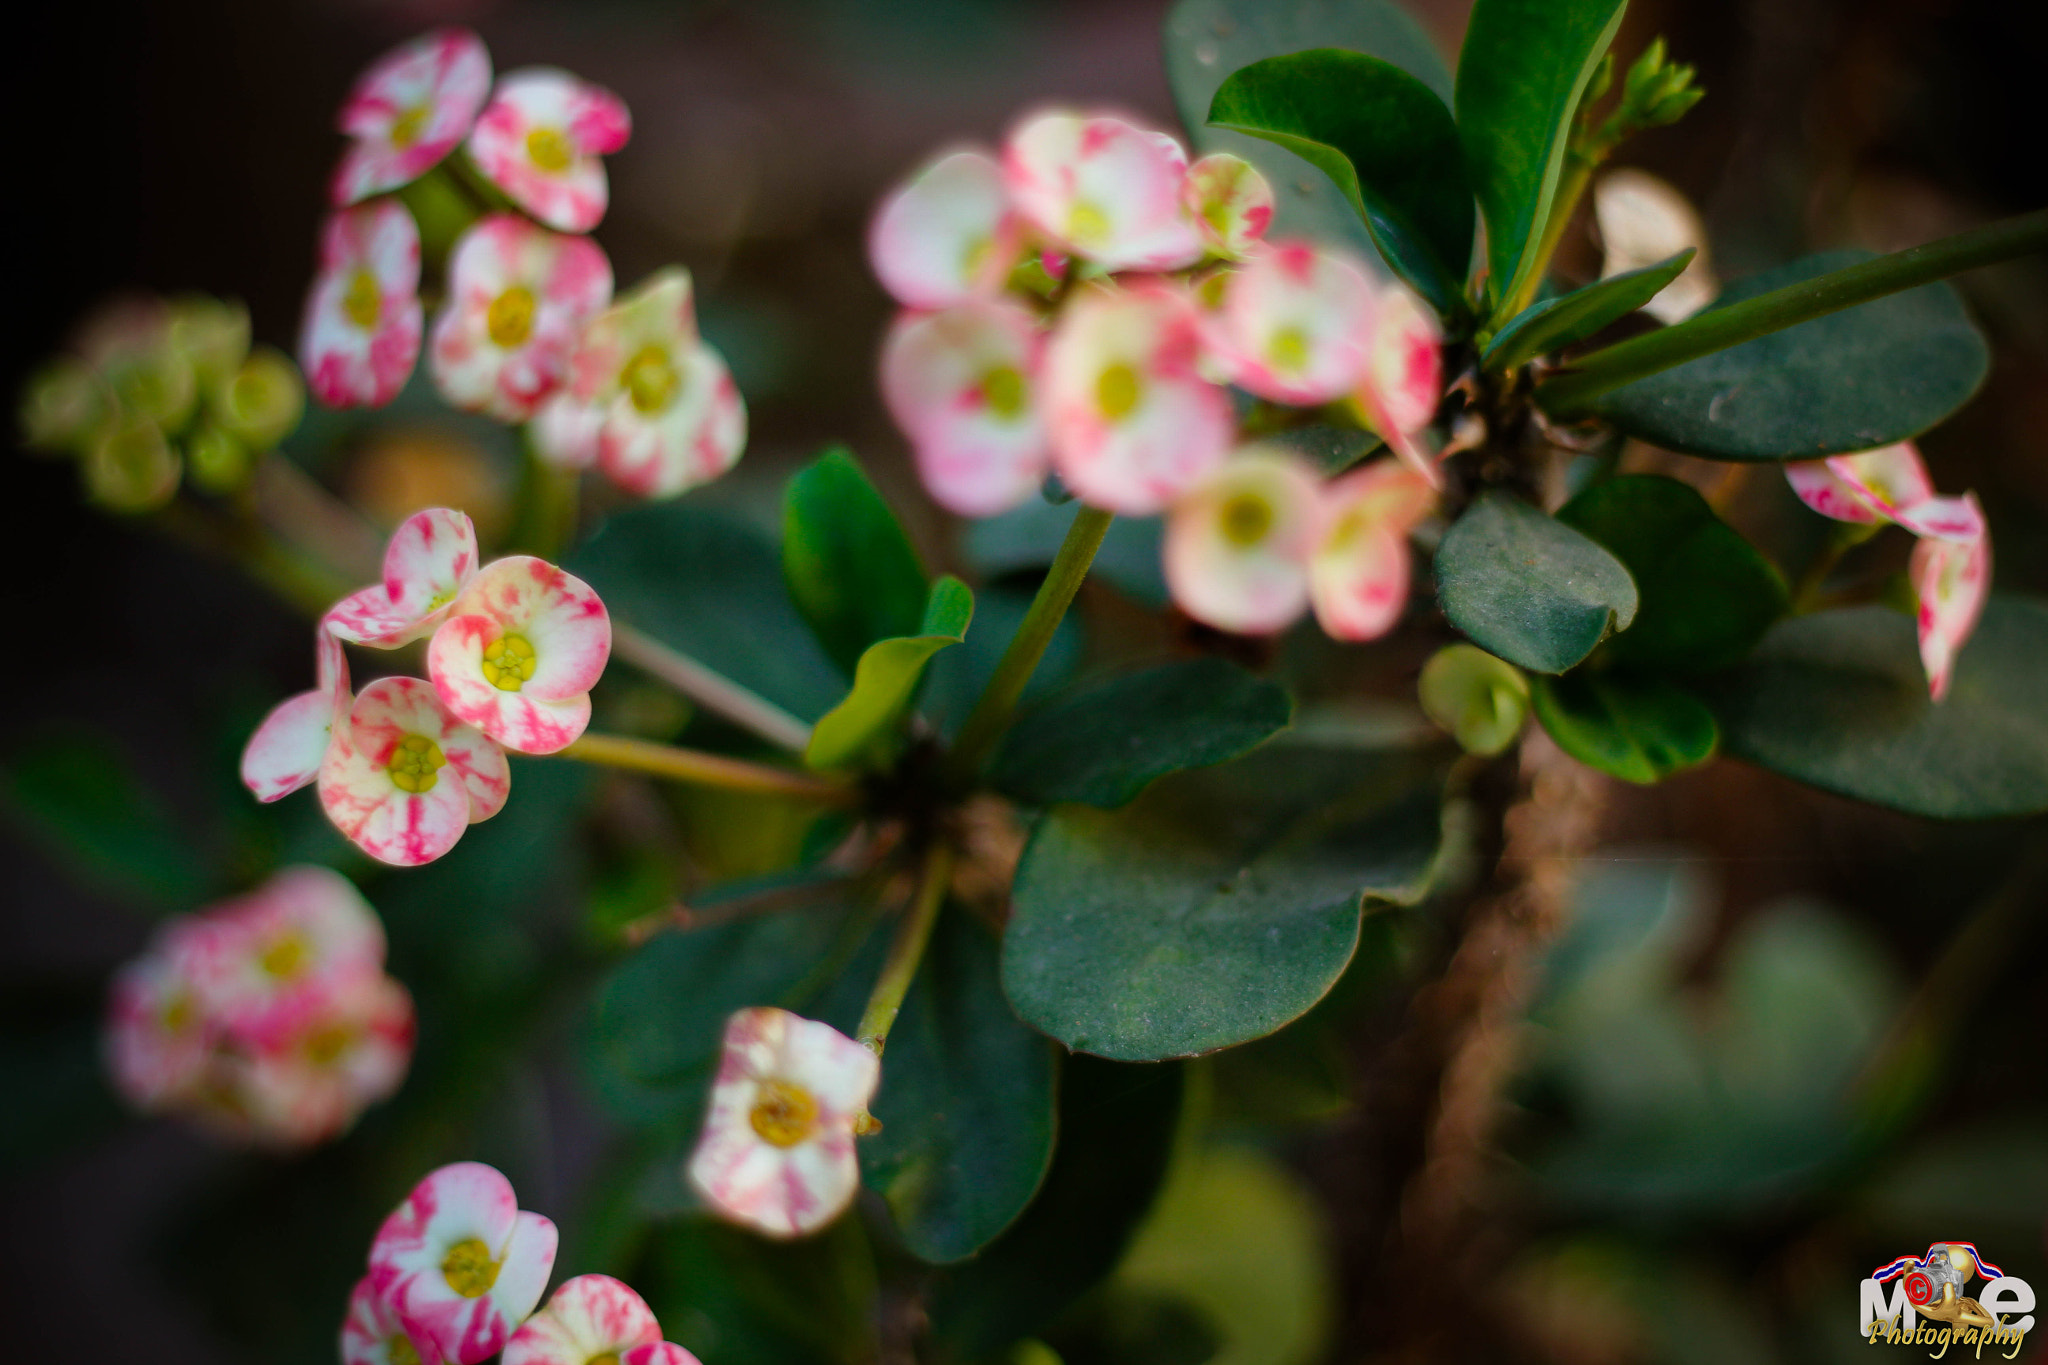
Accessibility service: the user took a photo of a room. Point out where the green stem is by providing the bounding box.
[559,731,856,805]
[1790,519,1882,612]
[855,841,953,1056]
[512,440,579,562]
[611,624,814,753]
[944,503,1113,784]
[1537,208,2048,415]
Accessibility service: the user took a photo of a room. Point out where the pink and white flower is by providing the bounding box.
[369,1162,558,1365]
[1206,241,1376,406]
[1043,282,1232,514]
[332,28,493,207]
[241,628,352,803]
[881,298,1048,516]
[326,508,481,648]
[1182,152,1274,260]
[869,149,1019,309]
[319,677,511,867]
[467,68,630,233]
[233,971,415,1148]
[302,201,424,409]
[1310,458,1435,641]
[106,918,221,1110]
[427,556,610,754]
[182,863,385,1048]
[687,1007,880,1240]
[1352,282,1444,486]
[342,1273,444,1365]
[1002,112,1205,273]
[430,215,614,421]
[1164,446,1322,634]
[502,1274,700,1365]
[1911,515,1990,702]
[556,269,747,498]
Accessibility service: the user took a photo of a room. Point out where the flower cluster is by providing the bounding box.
[346,1162,698,1365]
[303,29,745,500]
[871,110,1445,639]
[241,507,611,866]
[19,292,306,511]
[1786,442,1990,699]
[105,865,413,1148]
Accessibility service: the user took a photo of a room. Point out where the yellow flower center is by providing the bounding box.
[388,1335,423,1365]
[303,1022,354,1066]
[387,733,448,793]
[388,105,430,150]
[980,365,1026,420]
[1220,491,1275,547]
[526,126,574,173]
[441,1237,501,1298]
[749,1078,820,1147]
[259,931,310,979]
[1267,325,1310,374]
[343,269,382,330]
[487,287,537,348]
[160,992,196,1034]
[588,1356,621,1365]
[481,634,538,691]
[622,344,681,414]
[1096,363,1142,421]
[1067,202,1111,245]
[961,234,992,279]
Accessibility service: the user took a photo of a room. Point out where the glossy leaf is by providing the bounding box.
[1591,251,1990,460]
[804,576,973,771]
[782,446,929,675]
[1003,741,1446,1061]
[1165,0,1452,273]
[1704,599,2048,819]
[1557,475,1787,672]
[643,1213,880,1365]
[1435,490,1639,674]
[1531,671,1718,784]
[1455,0,1627,317]
[1210,50,1472,316]
[860,911,1058,1264]
[1482,249,1694,372]
[991,658,1293,809]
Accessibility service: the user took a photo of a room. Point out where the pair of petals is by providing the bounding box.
[367,1162,558,1365]
[467,68,631,233]
[1004,112,1206,273]
[428,555,612,756]
[302,200,424,409]
[332,28,492,206]
[327,507,481,648]
[881,298,1048,516]
[178,864,386,1049]
[503,1274,699,1365]
[1182,152,1274,260]
[241,628,353,803]
[430,215,615,422]
[869,150,1021,310]
[687,1007,880,1239]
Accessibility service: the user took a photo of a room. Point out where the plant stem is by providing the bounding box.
[611,625,814,753]
[945,504,1113,783]
[559,731,855,804]
[1537,207,2048,415]
[512,441,579,562]
[855,841,953,1056]
[1790,519,1882,612]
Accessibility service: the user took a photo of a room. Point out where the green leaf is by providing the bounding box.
[1556,475,1787,672]
[1209,50,1472,317]
[1482,249,1695,372]
[1703,599,2048,819]
[929,1056,1184,1358]
[860,911,1058,1264]
[1435,490,1639,674]
[782,446,929,676]
[643,1213,880,1365]
[0,727,212,908]
[571,503,845,722]
[1590,251,1990,459]
[1164,0,1452,274]
[1003,741,1446,1061]
[991,659,1294,809]
[1531,671,1718,784]
[804,576,973,771]
[1455,0,1627,318]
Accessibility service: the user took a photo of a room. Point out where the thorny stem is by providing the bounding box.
[856,840,954,1057]
[611,625,815,753]
[559,731,856,805]
[1791,519,1882,612]
[945,504,1113,784]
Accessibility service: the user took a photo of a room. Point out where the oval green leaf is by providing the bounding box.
[1435,490,1639,674]
[1482,249,1695,372]
[1703,598,2048,819]
[1209,49,1472,317]
[1454,0,1628,318]
[991,658,1294,809]
[1591,251,1990,460]
[1531,671,1718,784]
[782,446,929,675]
[805,576,973,771]
[1002,742,1446,1061]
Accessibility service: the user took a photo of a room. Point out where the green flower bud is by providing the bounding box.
[1419,644,1530,757]
[185,423,253,495]
[1622,37,1669,109]
[213,345,305,450]
[167,294,251,387]
[84,420,181,514]
[1583,51,1615,107]
[1645,81,1705,128]
[102,344,198,434]
[19,357,111,454]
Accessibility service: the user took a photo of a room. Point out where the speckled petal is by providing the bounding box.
[328,508,481,647]
[1824,442,1936,522]
[241,629,351,801]
[301,201,424,409]
[502,1274,662,1365]
[880,299,1049,516]
[318,678,485,866]
[1910,503,1991,701]
[1003,111,1205,272]
[1354,282,1443,486]
[869,148,1018,309]
[1210,240,1375,405]
[466,68,628,232]
[621,1345,702,1365]
[595,343,747,500]
[1785,459,1883,525]
[1310,459,1431,642]
[529,391,604,470]
[1183,152,1274,259]
[342,1273,445,1365]
[1163,447,1320,634]
[184,864,386,1048]
[332,28,492,206]
[428,556,609,753]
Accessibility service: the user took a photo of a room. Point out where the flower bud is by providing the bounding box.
[1419,643,1528,756]
[104,343,198,433]
[1622,37,1669,109]
[84,420,181,513]
[1644,81,1704,128]
[19,357,111,454]
[1583,51,1615,108]
[213,346,306,450]
[168,294,252,386]
[185,423,253,495]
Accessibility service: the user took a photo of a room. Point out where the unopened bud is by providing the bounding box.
[213,346,305,450]
[1622,37,1669,109]
[185,423,253,494]
[1583,51,1615,107]
[167,295,251,387]
[104,345,198,433]
[1645,81,1704,127]
[20,358,111,454]
[84,420,181,513]
[1419,643,1529,757]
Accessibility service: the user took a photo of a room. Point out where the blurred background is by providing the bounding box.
[4,0,2045,1361]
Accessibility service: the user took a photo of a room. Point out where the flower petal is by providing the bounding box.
[869,149,1017,309]
[1003,112,1205,272]
[1354,282,1443,486]
[430,215,615,421]
[342,1273,445,1365]
[503,1274,662,1365]
[881,299,1049,516]
[328,508,481,646]
[318,678,484,866]
[1824,441,1936,522]
[1164,446,1320,634]
[428,556,610,753]
[1911,502,1991,701]
[332,28,493,206]
[1210,240,1376,405]
[467,68,627,232]
[1785,458,1883,524]
[1183,152,1274,259]
[1309,458,1433,642]
[241,629,351,801]
[301,202,424,409]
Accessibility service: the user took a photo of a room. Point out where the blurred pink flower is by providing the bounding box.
[1002,112,1205,273]
[325,507,481,648]
[881,298,1049,516]
[1351,282,1443,486]
[430,215,614,421]
[181,864,385,1048]
[331,28,492,206]
[1164,446,1322,634]
[1310,458,1435,641]
[368,1162,558,1365]
[426,555,610,754]
[869,149,1020,309]
[1206,240,1376,406]
[1182,152,1273,260]
[318,676,510,866]
[467,68,630,233]
[231,972,415,1148]
[502,1274,700,1365]
[302,201,424,408]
